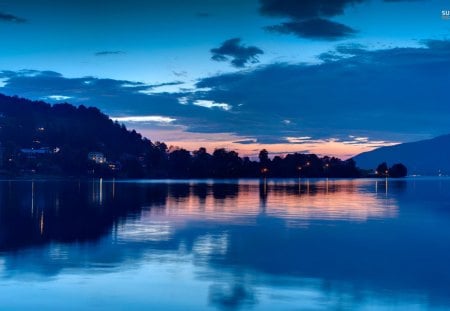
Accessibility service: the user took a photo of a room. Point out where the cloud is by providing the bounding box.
[2,40,450,157]
[233,139,258,145]
[266,18,356,40]
[196,40,450,142]
[0,70,174,115]
[94,51,125,56]
[193,100,231,111]
[259,0,361,41]
[0,12,27,23]
[259,0,363,20]
[138,81,184,94]
[0,69,234,138]
[44,95,72,101]
[172,71,188,78]
[211,38,264,68]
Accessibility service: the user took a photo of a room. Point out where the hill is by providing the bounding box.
[0,93,154,177]
[353,134,450,175]
[0,93,363,178]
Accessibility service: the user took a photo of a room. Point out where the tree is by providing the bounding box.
[376,162,389,177]
[259,149,269,164]
[168,148,191,178]
[389,163,407,178]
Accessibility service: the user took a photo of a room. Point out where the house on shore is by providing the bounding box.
[88,152,106,164]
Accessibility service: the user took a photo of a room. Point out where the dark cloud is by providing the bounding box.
[422,39,450,50]
[2,40,450,146]
[266,18,357,40]
[147,81,184,89]
[211,38,264,68]
[0,11,27,23]
[259,0,362,41]
[0,69,235,136]
[233,139,257,145]
[95,51,125,56]
[259,0,363,20]
[172,71,188,78]
[196,40,450,141]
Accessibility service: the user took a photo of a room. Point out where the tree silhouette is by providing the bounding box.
[376,162,389,177]
[389,163,407,178]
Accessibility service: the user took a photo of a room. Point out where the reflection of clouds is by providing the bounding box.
[48,244,70,261]
[193,233,229,257]
[0,258,5,274]
[264,180,398,224]
[117,220,172,242]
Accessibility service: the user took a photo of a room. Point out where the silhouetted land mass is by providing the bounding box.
[353,135,450,176]
[0,93,405,178]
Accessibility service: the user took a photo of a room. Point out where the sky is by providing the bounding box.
[1,0,450,159]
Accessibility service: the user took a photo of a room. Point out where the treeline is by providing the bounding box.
[374,162,408,178]
[0,93,403,178]
[114,146,360,178]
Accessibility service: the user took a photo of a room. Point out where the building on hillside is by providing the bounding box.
[20,147,58,159]
[88,152,106,164]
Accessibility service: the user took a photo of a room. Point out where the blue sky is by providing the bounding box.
[1,0,449,158]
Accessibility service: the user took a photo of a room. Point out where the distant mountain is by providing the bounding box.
[353,134,450,175]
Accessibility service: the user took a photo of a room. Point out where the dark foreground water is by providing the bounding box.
[0,178,449,310]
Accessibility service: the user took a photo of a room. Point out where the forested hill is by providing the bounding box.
[0,93,153,176]
[0,93,364,178]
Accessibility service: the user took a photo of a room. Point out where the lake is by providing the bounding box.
[0,178,449,310]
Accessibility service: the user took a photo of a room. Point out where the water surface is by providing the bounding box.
[0,178,449,310]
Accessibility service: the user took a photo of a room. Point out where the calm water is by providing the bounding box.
[0,178,449,310]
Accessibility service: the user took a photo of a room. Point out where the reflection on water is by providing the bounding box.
[0,178,449,310]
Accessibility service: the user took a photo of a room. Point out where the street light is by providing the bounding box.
[324,163,329,177]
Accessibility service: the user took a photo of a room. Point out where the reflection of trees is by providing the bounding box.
[0,179,393,251]
[0,180,169,251]
[1,179,450,309]
[168,183,190,198]
[212,183,239,200]
[193,182,208,201]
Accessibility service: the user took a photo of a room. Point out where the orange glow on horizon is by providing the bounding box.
[124,179,398,230]
[137,127,398,160]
